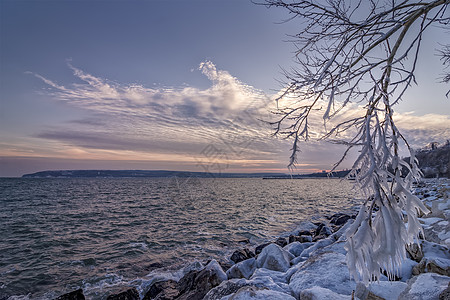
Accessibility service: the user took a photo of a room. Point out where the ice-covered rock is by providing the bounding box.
[300,286,352,300]
[398,273,450,300]
[226,258,256,279]
[220,285,295,300]
[203,276,290,300]
[284,242,311,257]
[289,252,355,297]
[230,248,255,264]
[298,238,334,259]
[357,281,408,300]
[412,257,450,277]
[250,268,287,284]
[256,243,293,272]
[206,259,228,283]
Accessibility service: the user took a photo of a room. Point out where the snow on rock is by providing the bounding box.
[291,221,317,236]
[299,286,352,300]
[203,276,290,300]
[226,258,256,280]
[206,259,228,283]
[220,285,296,300]
[250,268,287,284]
[421,240,450,260]
[309,240,347,257]
[289,252,356,297]
[398,273,450,300]
[412,257,450,277]
[396,258,417,282]
[298,238,334,259]
[284,242,310,257]
[362,281,408,300]
[256,243,294,272]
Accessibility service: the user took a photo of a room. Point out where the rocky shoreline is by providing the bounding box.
[56,179,449,300]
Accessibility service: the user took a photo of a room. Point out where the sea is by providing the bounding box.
[0,177,360,299]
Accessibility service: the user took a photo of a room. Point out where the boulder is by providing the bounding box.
[143,280,178,300]
[440,282,450,300]
[284,242,311,257]
[250,268,288,284]
[406,243,424,262]
[412,257,450,276]
[300,286,352,300]
[363,281,407,300]
[256,243,294,272]
[205,259,227,283]
[226,258,256,279]
[203,277,289,300]
[330,214,352,226]
[398,273,450,300]
[230,248,255,264]
[289,252,356,297]
[299,238,334,259]
[299,235,313,243]
[177,267,223,300]
[54,289,85,300]
[298,230,312,236]
[106,288,140,300]
[254,243,271,255]
[224,285,296,300]
[274,237,288,248]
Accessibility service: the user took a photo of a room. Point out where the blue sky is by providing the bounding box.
[0,0,449,177]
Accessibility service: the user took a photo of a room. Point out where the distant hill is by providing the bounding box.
[21,169,352,179]
[21,170,286,178]
[415,141,450,178]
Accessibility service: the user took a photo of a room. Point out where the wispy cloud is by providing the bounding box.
[24,61,450,173]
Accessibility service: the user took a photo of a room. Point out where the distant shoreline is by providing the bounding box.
[20,169,351,179]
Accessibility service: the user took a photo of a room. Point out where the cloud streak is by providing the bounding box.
[24,61,450,173]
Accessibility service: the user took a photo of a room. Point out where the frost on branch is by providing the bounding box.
[265,0,448,284]
[343,111,430,283]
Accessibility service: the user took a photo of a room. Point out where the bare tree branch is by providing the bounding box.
[264,0,449,283]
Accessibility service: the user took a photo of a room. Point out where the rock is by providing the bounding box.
[203,279,247,300]
[298,230,312,236]
[143,280,178,300]
[299,238,334,259]
[314,223,327,237]
[299,235,313,243]
[177,270,197,294]
[289,252,356,297]
[230,248,255,264]
[224,285,296,300]
[440,282,450,300]
[406,243,424,262]
[226,258,256,279]
[284,241,310,257]
[364,281,408,300]
[254,243,271,255]
[398,273,450,300]
[203,277,289,300]
[106,288,140,300]
[54,289,85,300]
[412,257,450,276]
[300,286,352,300]
[313,234,329,242]
[330,214,352,226]
[319,226,332,237]
[274,237,287,247]
[256,243,293,272]
[206,259,228,283]
[177,267,223,300]
[250,268,288,284]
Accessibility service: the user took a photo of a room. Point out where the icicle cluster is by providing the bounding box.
[344,111,430,283]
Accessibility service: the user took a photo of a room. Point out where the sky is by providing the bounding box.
[0,0,449,177]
